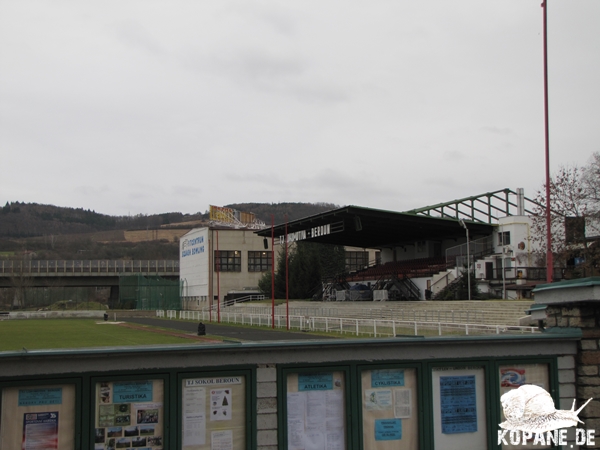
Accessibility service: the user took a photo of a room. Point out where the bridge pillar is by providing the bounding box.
[109,285,119,309]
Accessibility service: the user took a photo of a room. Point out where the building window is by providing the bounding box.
[248,251,272,272]
[345,251,369,271]
[498,231,511,246]
[214,250,241,272]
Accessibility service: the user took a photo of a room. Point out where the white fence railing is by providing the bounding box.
[157,310,538,337]
[208,305,486,324]
[203,295,266,312]
[178,309,308,330]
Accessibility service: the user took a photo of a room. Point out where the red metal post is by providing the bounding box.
[271,215,275,329]
[542,0,553,283]
[216,229,220,323]
[209,237,212,323]
[285,215,289,330]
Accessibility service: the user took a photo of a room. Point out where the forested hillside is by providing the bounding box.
[0,202,203,239]
[225,202,338,225]
[0,201,339,260]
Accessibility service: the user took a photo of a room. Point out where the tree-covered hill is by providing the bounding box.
[224,202,338,225]
[0,201,340,260]
[0,202,206,239]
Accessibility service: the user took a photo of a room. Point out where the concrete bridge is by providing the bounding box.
[0,260,179,288]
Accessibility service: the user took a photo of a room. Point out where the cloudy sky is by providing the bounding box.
[1,1,598,217]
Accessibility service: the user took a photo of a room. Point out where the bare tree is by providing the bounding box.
[531,159,600,277]
[583,151,600,215]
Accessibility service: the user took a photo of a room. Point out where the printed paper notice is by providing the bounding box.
[298,373,333,391]
[364,389,393,411]
[113,381,153,403]
[22,412,59,450]
[325,390,344,430]
[183,386,206,446]
[371,369,404,388]
[440,375,477,434]
[18,388,62,407]
[394,388,412,418]
[211,429,233,450]
[326,430,344,450]
[287,392,305,450]
[210,388,232,421]
[305,430,325,450]
[375,419,402,441]
[306,391,326,432]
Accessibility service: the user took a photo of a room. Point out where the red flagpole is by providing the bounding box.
[209,236,212,323]
[542,0,553,283]
[271,215,275,329]
[285,214,289,330]
[216,229,220,323]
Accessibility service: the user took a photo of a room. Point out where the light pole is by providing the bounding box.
[458,219,471,300]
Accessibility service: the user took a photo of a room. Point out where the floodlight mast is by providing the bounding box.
[458,219,471,301]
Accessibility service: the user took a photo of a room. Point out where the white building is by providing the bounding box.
[179,227,273,310]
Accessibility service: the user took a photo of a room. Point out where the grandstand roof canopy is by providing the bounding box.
[256,205,495,249]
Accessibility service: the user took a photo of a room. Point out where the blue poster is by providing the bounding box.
[298,373,333,391]
[440,375,477,434]
[113,381,153,403]
[18,388,62,406]
[375,419,402,441]
[371,369,404,388]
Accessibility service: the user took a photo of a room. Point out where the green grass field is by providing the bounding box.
[0,319,207,351]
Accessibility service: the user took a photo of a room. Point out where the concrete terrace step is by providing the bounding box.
[227,300,533,326]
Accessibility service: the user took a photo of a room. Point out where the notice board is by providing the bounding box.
[360,368,418,449]
[431,366,487,450]
[181,375,246,450]
[286,371,346,450]
[499,363,550,450]
[93,379,164,450]
[0,384,76,450]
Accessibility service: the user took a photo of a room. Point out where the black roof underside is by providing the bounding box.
[256,205,495,249]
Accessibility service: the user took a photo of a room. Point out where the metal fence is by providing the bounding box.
[0,260,179,274]
[119,275,181,310]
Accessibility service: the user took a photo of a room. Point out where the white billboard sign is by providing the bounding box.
[180,228,209,298]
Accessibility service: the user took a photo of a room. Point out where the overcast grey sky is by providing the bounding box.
[1,1,598,217]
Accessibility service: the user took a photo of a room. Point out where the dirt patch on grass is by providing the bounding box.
[116,322,223,344]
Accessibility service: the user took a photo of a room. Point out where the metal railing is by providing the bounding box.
[177,309,307,330]
[0,260,179,275]
[207,305,485,324]
[446,236,494,266]
[203,295,266,311]
[160,310,537,337]
[430,271,455,294]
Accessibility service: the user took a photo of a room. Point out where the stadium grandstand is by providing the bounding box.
[257,188,552,301]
